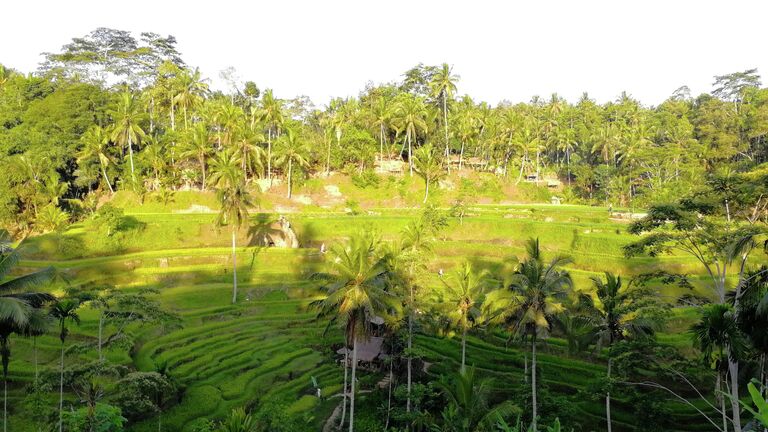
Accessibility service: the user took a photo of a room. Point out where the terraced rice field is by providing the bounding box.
[10,204,729,431]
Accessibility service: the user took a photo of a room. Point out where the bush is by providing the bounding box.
[351,169,381,189]
[61,403,126,432]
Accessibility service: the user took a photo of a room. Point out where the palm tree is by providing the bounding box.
[179,123,213,190]
[429,63,459,172]
[274,127,309,199]
[487,238,571,431]
[580,272,657,432]
[433,367,517,432]
[50,298,81,432]
[399,219,435,413]
[78,126,114,194]
[691,303,747,432]
[258,89,285,182]
[211,153,253,304]
[371,96,391,162]
[0,240,55,432]
[413,144,445,203]
[311,234,397,432]
[392,95,428,176]
[438,262,487,373]
[173,67,209,130]
[108,92,146,180]
[233,124,265,181]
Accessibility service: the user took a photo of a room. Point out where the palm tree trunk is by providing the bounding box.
[461,327,467,373]
[727,357,741,432]
[200,156,207,191]
[267,129,272,183]
[2,337,7,432]
[385,356,393,430]
[459,141,465,170]
[380,124,385,163]
[98,312,104,361]
[231,229,238,304]
[531,338,537,432]
[443,94,450,175]
[287,159,293,199]
[606,357,612,432]
[59,342,64,432]
[407,287,413,413]
[408,132,413,177]
[101,165,114,194]
[340,348,348,429]
[717,372,727,432]
[423,180,429,203]
[348,337,358,432]
[128,135,135,179]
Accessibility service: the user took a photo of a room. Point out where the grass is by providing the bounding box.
[6,190,730,431]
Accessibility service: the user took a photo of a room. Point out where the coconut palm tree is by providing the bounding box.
[274,127,309,199]
[0,240,55,432]
[258,89,285,182]
[173,67,209,130]
[487,238,571,431]
[50,298,81,432]
[691,303,747,432]
[311,233,398,432]
[413,144,445,203]
[438,262,488,373]
[399,219,435,413]
[429,63,459,172]
[108,92,146,180]
[211,153,253,304]
[392,95,428,177]
[233,124,265,181]
[580,272,657,432]
[433,366,517,432]
[370,96,391,162]
[179,123,213,190]
[77,126,115,194]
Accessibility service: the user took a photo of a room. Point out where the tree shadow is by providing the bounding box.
[247,213,280,247]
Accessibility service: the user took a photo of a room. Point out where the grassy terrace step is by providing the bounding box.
[9,204,730,432]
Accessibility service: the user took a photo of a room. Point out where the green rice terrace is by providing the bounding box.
[7,182,755,432]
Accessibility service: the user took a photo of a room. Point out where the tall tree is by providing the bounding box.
[487,238,572,431]
[392,95,428,176]
[0,240,55,432]
[691,304,747,432]
[274,127,309,199]
[108,92,146,180]
[437,262,487,373]
[581,272,658,432]
[311,233,397,432]
[49,299,81,432]
[413,144,445,203]
[77,125,115,194]
[428,63,459,171]
[258,90,284,183]
[211,153,253,304]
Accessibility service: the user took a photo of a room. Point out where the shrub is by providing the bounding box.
[351,169,381,189]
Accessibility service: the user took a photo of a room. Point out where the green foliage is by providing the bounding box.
[91,204,125,237]
[115,371,175,420]
[351,169,381,189]
[61,403,127,432]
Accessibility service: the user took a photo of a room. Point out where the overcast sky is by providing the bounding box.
[3,0,767,107]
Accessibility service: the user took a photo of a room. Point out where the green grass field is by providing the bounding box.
[9,191,732,431]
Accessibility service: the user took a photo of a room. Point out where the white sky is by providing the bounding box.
[2,0,767,107]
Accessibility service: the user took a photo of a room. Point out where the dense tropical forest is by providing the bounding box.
[1,28,767,432]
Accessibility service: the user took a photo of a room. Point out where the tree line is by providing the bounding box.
[2,28,768,235]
